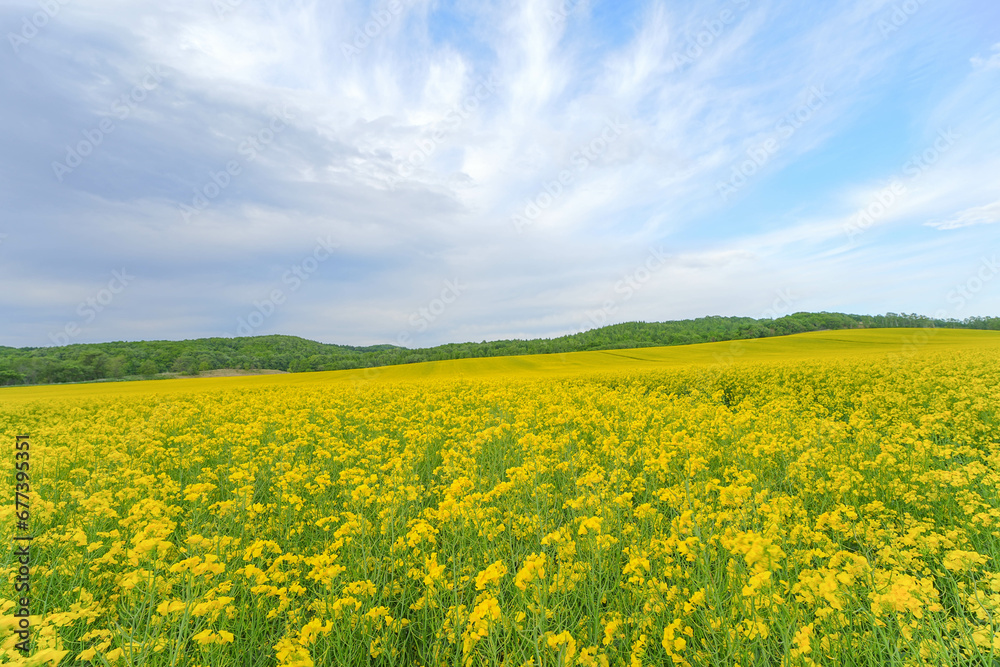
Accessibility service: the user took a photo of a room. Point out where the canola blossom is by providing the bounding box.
[1,329,999,666]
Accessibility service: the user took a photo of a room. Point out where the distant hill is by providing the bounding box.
[1,312,997,387]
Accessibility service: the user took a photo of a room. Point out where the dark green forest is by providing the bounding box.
[1,312,998,387]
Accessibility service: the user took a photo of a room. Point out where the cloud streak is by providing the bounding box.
[1,0,998,348]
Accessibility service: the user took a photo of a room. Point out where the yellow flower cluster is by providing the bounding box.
[1,330,999,665]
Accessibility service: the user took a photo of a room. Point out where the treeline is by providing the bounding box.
[1,312,998,387]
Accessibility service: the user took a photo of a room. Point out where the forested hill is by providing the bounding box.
[2,311,998,387]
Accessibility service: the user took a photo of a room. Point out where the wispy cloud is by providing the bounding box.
[971,42,1000,70]
[926,200,1000,230]
[1,0,998,347]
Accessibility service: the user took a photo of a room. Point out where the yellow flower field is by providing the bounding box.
[2,329,1000,666]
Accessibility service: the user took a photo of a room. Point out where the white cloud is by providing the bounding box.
[925,200,1000,230]
[971,43,1000,70]
[2,0,999,347]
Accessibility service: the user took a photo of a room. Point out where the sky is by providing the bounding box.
[1,0,998,349]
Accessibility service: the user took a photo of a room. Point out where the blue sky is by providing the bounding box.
[1,0,998,348]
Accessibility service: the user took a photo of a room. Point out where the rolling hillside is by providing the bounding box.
[1,311,998,387]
